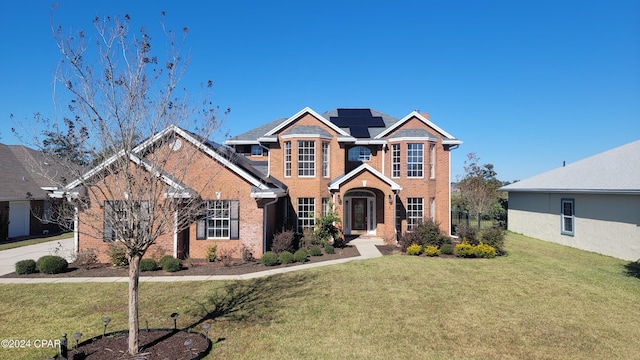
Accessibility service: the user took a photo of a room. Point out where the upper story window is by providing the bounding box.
[251,145,264,156]
[298,140,316,177]
[391,144,400,178]
[429,143,435,179]
[284,141,292,177]
[407,143,424,178]
[348,146,371,162]
[561,198,575,236]
[322,142,330,178]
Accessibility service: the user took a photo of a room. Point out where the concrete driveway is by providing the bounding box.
[0,236,75,276]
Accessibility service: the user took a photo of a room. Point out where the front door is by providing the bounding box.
[351,198,367,231]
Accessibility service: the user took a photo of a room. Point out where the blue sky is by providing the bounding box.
[1,0,638,182]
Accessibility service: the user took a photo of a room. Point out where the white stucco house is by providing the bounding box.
[500,140,640,261]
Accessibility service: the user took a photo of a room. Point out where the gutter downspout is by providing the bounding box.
[74,205,79,254]
[173,210,178,258]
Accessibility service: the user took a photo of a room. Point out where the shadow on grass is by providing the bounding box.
[623,261,640,279]
[185,272,317,330]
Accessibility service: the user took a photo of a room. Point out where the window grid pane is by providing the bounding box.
[561,199,574,234]
[429,143,435,179]
[407,143,423,177]
[284,141,291,177]
[406,197,424,231]
[348,146,371,162]
[298,198,315,230]
[322,142,330,178]
[207,200,230,238]
[392,144,400,178]
[298,140,316,177]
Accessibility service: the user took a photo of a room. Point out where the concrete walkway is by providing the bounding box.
[0,237,384,284]
[0,236,75,277]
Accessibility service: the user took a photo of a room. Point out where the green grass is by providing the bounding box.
[1,232,639,359]
[0,232,73,251]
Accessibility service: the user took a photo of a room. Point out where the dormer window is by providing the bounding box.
[348,146,371,162]
[251,145,264,156]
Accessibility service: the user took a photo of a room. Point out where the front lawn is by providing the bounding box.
[0,232,638,359]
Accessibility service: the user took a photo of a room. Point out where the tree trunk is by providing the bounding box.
[128,254,142,354]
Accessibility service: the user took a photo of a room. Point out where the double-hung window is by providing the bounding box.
[297,198,315,231]
[104,200,150,242]
[407,143,424,178]
[406,197,424,231]
[391,144,400,178]
[284,141,292,177]
[197,200,240,240]
[429,143,436,179]
[298,140,315,177]
[322,142,330,178]
[561,199,575,235]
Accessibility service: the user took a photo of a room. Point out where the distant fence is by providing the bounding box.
[451,210,505,236]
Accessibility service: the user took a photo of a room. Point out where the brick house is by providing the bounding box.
[66,107,461,261]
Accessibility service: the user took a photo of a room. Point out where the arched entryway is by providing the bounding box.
[344,190,376,236]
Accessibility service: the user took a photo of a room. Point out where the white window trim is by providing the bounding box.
[297,140,316,178]
[429,143,436,179]
[391,144,400,178]
[284,141,292,178]
[406,197,424,231]
[561,198,575,236]
[322,142,330,178]
[407,143,424,178]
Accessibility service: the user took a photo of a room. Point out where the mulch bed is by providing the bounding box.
[59,329,210,360]
[3,245,361,278]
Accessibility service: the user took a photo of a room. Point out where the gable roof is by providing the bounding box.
[0,144,63,201]
[500,139,640,194]
[374,111,462,144]
[265,107,351,137]
[64,125,287,199]
[328,163,402,191]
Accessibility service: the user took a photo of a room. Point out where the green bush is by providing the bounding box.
[423,245,440,257]
[271,230,296,253]
[261,251,279,266]
[293,248,308,263]
[399,219,449,251]
[139,258,158,272]
[161,257,182,272]
[480,227,506,256]
[15,259,37,275]
[456,225,478,245]
[36,255,68,274]
[278,251,294,264]
[107,243,128,267]
[159,255,174,268]
[406,243,422,256]
[398,231,422,251]
[439,244,454,255]
[309,246,322,256]
[324,245,335,254]
[475,243,497,258]
[455,242,476,258]
[205,244,217,262]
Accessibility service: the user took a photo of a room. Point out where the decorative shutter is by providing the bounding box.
[230,200,239,240]
[196,218,206,240]
[103,201,114,242]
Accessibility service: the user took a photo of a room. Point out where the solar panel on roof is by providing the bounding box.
[349,126,371,138]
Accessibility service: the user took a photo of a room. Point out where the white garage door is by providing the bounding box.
[9,201,30,238]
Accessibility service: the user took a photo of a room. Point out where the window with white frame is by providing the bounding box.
[284,141,291,177]
[322,197,330,217]
[407,143,424,177]
[251,145,264,156]
[429,143,435,179]
[197,200,239,240]
[322,142,330,178]
[561,198,574,235]
[392,144,400,178]
[298,140,316,177]
[103,200,150,242]
[406,197,424,231]
[297,198,315,230]
[348,146,371,162]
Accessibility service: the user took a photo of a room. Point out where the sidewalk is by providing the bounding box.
[0,237,384,284]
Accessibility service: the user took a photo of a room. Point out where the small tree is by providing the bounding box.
[458,153,502,216]
[15,11,226,355]
[314,202,341,246]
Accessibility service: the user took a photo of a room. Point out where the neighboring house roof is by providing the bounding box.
[62,125,287,200]
[328,163,402,191]
[224,107,462,145]
[500,139,640,194]
[0,144,62,201]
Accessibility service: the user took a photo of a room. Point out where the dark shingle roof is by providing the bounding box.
[388,128,439,140]
[322,108,400,139]
[0,144,62,201]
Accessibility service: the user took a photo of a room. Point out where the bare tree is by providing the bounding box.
[457,153,501,216]
[18,11,226,355]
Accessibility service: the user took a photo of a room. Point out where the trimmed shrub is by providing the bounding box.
[423,245,440,257]
[414,219,447,247]
[293,248,308,263]
[456,225,478,245]
[475,243,497,258]
[440,243,454,255]
[398,231,422,251]
[36,255,68,274]
[278,251,294,264]
[271,230,296,254]
[205,244,217,262]
[324,245,335,254]
[309,246,322,256]
[15,259,37,275]
[107,243,128,267]
[455,242,476,258]
[261,251,279,266]
[159,255,174,268]
[480,226,506,256]
[406,243,422,256]
[139,258,158,272]
[161,257,182,272]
